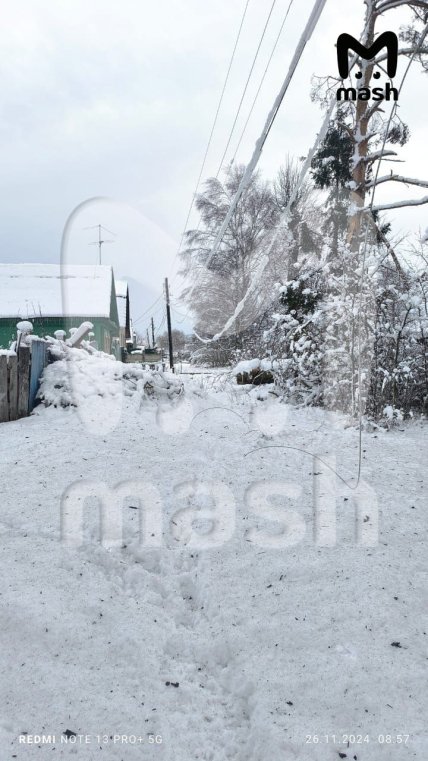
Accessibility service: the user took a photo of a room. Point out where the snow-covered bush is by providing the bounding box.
[367,265,428,418]
[38,345,183,409]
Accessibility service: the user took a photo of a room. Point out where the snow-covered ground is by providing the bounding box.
[0,366,426,760]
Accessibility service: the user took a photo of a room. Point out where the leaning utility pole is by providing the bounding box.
[164,277,174,373]
[151,317,155,349]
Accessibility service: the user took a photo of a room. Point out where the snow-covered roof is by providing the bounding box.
[0,264,116,320]
[115,279,128,298]
[115,279,128,328]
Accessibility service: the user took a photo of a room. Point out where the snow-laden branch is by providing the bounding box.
[366,174,428,189]
[376,0,428,14]
[362,150,397,164]
[373,46,428,65]
[195,95,336,345]
[367,194,428,212]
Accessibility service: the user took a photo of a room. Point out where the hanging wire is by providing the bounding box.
[133,294,164,325]
[172,0,251,269]
[231,0,295,163]
[176,0,328,329]
[215,0,279,177]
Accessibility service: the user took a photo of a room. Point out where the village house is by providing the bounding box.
[0,263,122,354]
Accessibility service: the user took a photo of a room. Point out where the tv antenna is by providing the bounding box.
[84,224,115,264]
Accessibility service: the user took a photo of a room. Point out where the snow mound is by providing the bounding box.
[38,346,183,409]
[232,358,279,377]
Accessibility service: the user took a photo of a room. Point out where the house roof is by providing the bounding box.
[0,264,117,320]
[115,279,129,328]
[115,279,128,298]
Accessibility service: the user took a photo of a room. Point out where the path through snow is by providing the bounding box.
[0,377,426,759]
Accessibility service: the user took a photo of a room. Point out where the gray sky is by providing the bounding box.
[1,0,427,332]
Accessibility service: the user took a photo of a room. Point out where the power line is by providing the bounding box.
[168,0,278,288]
[193,2,369,344]
[157,314,166,333]
[196,95,336,344]
[215,0,279,178]
[231,0,295,163]
[133,294,164,325]
[178,1,376,341]
[175,0,251,258]
[171,306,191,324]
[208,0,327,263]
[177,99,335,337]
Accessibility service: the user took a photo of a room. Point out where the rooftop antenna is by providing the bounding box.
[84,224,115,264]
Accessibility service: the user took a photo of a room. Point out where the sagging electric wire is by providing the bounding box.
[231,0,296,164]
[133,295,164,326]
[179,0,328,332]
[202,0,328,279]
[172,0,251,267]
[215,0,279,178]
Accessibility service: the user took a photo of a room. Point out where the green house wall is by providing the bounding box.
[0,316,119,352]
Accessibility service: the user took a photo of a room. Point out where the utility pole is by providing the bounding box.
[146,328,150,349]
[85,224,115,265]
[151,317,155,349]
[164,277,174,373]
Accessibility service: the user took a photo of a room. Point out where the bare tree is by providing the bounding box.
[157,329,187,352]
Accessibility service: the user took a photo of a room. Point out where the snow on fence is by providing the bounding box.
[0,320,97,423]
[0,319,185,423]
[0,324,49,424]
[0,347,30,423]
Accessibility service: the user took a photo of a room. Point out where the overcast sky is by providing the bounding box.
[1,0,427,332]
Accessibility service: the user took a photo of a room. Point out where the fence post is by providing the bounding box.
[29,339,48,412]
[17,346,30,418]
[0,355,8,423]
[8,354,18,421]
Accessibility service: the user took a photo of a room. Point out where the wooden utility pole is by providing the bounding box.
[164,277,174,373]
[151,317,155,349]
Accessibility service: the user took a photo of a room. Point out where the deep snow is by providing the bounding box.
[0,369,427,760]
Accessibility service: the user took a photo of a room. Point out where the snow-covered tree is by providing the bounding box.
[367,240,428,416]
[313,0,428,250]
[180,165,278,342]
[279,0,428,416]
[181,161,320,365]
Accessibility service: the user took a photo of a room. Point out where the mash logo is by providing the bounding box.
[336,31,398,101]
